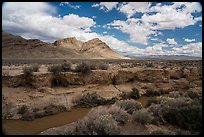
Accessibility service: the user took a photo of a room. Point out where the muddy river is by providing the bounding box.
[2,107,90,135]
[2,96,151,135]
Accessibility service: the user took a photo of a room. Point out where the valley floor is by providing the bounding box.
[2,59,202,135]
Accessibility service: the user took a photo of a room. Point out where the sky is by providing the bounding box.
[2,2,202,57]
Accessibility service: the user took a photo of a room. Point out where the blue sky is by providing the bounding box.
[2,2,202,57]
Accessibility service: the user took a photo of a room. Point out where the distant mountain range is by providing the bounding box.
[2,31,202,60]
[2,31,128,59]
[127,55,202,60]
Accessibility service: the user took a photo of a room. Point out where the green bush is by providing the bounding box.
[163,103,202,132]
[115,99,142,114]
[75,63,91,74]
[132,108,153,125]
[150,97,202,132]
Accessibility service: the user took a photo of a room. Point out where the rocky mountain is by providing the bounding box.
[53,37,83,50]
[2,31,128,59]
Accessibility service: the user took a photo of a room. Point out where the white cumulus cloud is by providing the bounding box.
[59,2,80,9]
[184,38,196,42]
[118,2,151,18]
[166,38,178,45]
[2,2,96,42]
[92,2,118,12]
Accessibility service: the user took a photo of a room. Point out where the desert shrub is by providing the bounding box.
[112,76,117,85]
[163,102,202,132]
[98,63,108,70]
[186,90,199,99]
[149,97,193,125]
[91,106,129,125]
[74,114,120,135]
[151,117,162,126]
[88,63,97,70]
[75,92,115,107]
[168,91,181,98]
[18,105,34,121]
[119,88,140,100]
[51,75,70,87]
[145,89,161,97]
[61,63,71,72]
[2,71,10,76]
[146,97,158,107]
[31,63,40,72]
[43,104,67,116]
[23,66,34,76]
[159,89,170,94]
[18,105,28,115]
[150,130,173,135]
[175,129,192,135]
[132,108,153,125]
[150,97,202,132]
[119,92,129,100]
[64,106,125,135]
[115,99,142,114]
[108,105,129,125]
[75,63,91,74]
[76,92,104,107]
[48,65,62,74]
[22,67,36,87]
[130,88,140,99]
[146,62,154,67]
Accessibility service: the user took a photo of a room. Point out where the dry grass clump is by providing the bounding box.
[48,65,62,74]
[61,62,71,72]
[23,64,40,76]
[115,99,142,114]
[51,75,70,87]
[98,63,108,70]
[150,130,173,135]
[132,108,153,125]
[146,97,159,107]
[74,92,116,107]
[64,105,129,135]
[75,62,91,74]
[48,63,72,74]
[119,88,140,100]
[145,89,161,97]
